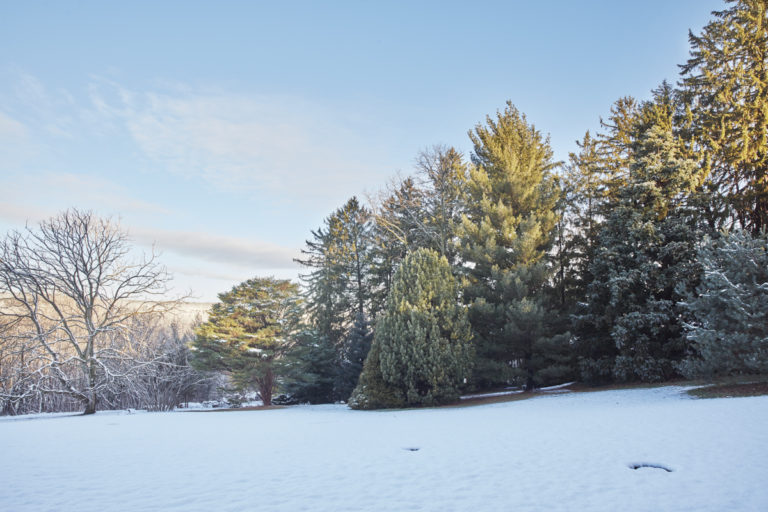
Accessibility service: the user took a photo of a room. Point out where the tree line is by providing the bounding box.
[2,0,766,414]
[285,0,768,406]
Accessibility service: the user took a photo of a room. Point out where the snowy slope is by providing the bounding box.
[1,386,766,512]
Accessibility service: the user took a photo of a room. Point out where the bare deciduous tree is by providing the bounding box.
[0,209,177,414]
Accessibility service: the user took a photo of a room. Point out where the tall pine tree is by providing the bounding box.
[457,102,564,390]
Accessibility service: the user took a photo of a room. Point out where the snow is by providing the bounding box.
[1,386,767,512]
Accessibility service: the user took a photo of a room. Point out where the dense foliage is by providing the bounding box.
[680,230,768,377]
[349,249,473,409]
[190,277,302,406]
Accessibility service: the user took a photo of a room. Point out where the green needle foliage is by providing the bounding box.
[680,230,768,377]
[190,277,302,406]
[681,0,768,233]
[349,249,473,409]
[457,102,563,390]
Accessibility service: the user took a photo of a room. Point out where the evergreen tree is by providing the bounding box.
[349,249,473,409]
[560,131,603,309]
[680,0,768,233]
[334,313,373,401]
[281,329,336,404]
[596,96,641,197]
[296,197,374,399]
[457,102,563,390]
[190,277,302,406]
[680,230,768,377]
[296,224,349,351]
[576,98,704,383]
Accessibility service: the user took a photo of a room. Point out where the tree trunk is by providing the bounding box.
[259,368,274,406]
[83,356,98,415]
[524,351,535,392]
[83,393,97,415]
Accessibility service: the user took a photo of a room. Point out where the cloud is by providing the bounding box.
[130,226,300,269]
[0,172,172,227]
[0,111,27,138]
[86,79,392,201]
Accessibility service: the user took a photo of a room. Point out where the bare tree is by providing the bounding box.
[0,209,176,414]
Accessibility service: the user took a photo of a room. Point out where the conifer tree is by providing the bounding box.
[349,249,473,409]
[190,277,302,406]
[281,329,336,404]
[560,132,603,308]
[457,102,564,390]
[334,312,373,401]
[680,230,768,377]
[576,93,704,383]
[680,0,768,233]
[296,198,374,399]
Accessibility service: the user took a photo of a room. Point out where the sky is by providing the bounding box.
[0,0,723,302]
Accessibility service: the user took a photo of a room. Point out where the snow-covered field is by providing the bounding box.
[1,386,766,512]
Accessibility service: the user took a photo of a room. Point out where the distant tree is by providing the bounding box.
[0,209,173,415]
[190,277,301,406]
[349,249,473,409]
[680,0,768,233]
[369,178,423,316]
[414,145,469,264]
[457,102,563,390]
[680,230,768,377]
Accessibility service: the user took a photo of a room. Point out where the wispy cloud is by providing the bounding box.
[0,172,172,226]
[0,111,27,138]
[130,226,300,270]
[86,79,391,200]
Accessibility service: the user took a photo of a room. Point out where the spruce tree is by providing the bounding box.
[576,95,704,383]
[349,249,473,409]
[680,230,768,377]
[457,102,563,390]
[335,312,373,401]
[281,329,336,404]
[296,197,374,398]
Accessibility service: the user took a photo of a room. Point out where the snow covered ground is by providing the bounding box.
[1,386,766,512]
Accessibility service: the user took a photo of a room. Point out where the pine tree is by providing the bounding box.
[190,277,302,406]
[680,0,768,233]
[457,102,563,390]
[680,230,768,377]
[349,249,473,409]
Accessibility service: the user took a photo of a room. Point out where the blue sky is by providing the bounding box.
[0,0,722,301]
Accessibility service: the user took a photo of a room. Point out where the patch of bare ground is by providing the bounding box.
[687,379,768,399]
